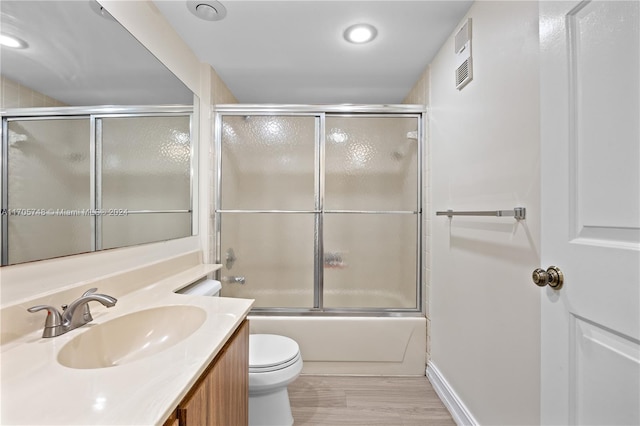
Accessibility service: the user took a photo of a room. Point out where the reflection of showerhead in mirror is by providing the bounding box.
[392,130,418,160]
[8,129,28,146]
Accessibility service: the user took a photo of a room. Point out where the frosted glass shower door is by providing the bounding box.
[218,115,318,308]
[99,115,192,249]
[216,110,422,313]
[324,116,420,309]
[5,118,91,264]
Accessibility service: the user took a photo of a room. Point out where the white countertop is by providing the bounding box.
[0,268,254,425]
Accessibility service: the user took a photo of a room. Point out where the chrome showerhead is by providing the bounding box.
[391,131,418,160]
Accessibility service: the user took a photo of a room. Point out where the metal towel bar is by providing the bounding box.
[436,207,526,220]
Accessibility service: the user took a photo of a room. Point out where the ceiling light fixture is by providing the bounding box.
[344,23,378,44]
[0,34,28,49]
[187,0,227,21]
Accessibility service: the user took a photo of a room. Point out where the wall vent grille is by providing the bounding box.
[454,18,473,90]
[456,58,471,88]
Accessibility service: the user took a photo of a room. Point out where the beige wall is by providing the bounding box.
[427,1,541,424]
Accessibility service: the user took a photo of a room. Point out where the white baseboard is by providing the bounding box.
[426,362,478,426]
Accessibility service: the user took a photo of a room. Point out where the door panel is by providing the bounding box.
[570,1,640,245]
[325,116,419,211]
[220,115,317,211]
[6,118,91,264]
[219,213,315,308]
[323,213,417,309]
[540,1,640,424]
[100,115,192,249]
[573,317,640,425]
[101,116,191,211]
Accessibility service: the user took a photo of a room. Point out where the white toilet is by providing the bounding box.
[178,279,303,426]
[248,333,303,426]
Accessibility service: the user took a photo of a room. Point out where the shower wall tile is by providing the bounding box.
[212,69,238,104]
[403,68,430,105]
[1,76,65,108]
[2,77,20,107]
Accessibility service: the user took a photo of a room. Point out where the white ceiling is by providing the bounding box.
[0,1,192,106]
[154,0,473,104]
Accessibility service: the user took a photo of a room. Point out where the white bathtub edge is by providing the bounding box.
[248,316,426,376]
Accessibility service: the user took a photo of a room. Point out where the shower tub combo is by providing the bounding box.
[214,105,426,375]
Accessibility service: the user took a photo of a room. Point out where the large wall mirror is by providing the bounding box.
[0,0,198,266]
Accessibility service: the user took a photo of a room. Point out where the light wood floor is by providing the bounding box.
[288,375,456,426]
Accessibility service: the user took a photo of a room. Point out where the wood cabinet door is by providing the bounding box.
[173,319,249,426]
[209,320,249,426]
[178,375,209,426]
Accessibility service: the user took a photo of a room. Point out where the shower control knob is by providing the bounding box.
[532,266,564,290]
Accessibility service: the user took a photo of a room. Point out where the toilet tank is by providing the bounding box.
[176,279,222,297]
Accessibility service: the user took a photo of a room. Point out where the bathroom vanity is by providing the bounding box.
[0,253,253,425]
[163,320,249,426]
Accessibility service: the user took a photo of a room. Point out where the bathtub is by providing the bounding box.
[248,315,427,376]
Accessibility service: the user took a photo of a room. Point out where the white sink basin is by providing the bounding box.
[57,305,206,369]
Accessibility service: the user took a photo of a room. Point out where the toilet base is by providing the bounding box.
[249,386,293,426]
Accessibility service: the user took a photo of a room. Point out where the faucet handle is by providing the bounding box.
[80,288,98,322]
[27,305,63,337]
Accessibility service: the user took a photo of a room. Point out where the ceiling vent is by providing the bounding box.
[454,18,472,90]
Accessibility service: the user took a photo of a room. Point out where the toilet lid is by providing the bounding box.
[249,334,300,372]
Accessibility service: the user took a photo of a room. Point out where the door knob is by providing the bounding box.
[532,266,564,290]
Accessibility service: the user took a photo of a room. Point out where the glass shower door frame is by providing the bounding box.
[215,111,323,311]
[215,105,424,316]
[93,111,195,250]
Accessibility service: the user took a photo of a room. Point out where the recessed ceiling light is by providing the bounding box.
[187,0,227,21]
[0,34,28,49]
[344,23,378,44]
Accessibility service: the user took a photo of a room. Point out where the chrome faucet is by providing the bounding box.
[27,288,117,338]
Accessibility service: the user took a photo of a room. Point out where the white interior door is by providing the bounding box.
[540,1,640,424]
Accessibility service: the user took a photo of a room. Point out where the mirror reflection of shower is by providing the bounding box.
[1,109,194,266]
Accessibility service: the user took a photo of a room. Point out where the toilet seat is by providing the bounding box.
[249,334,300,373]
